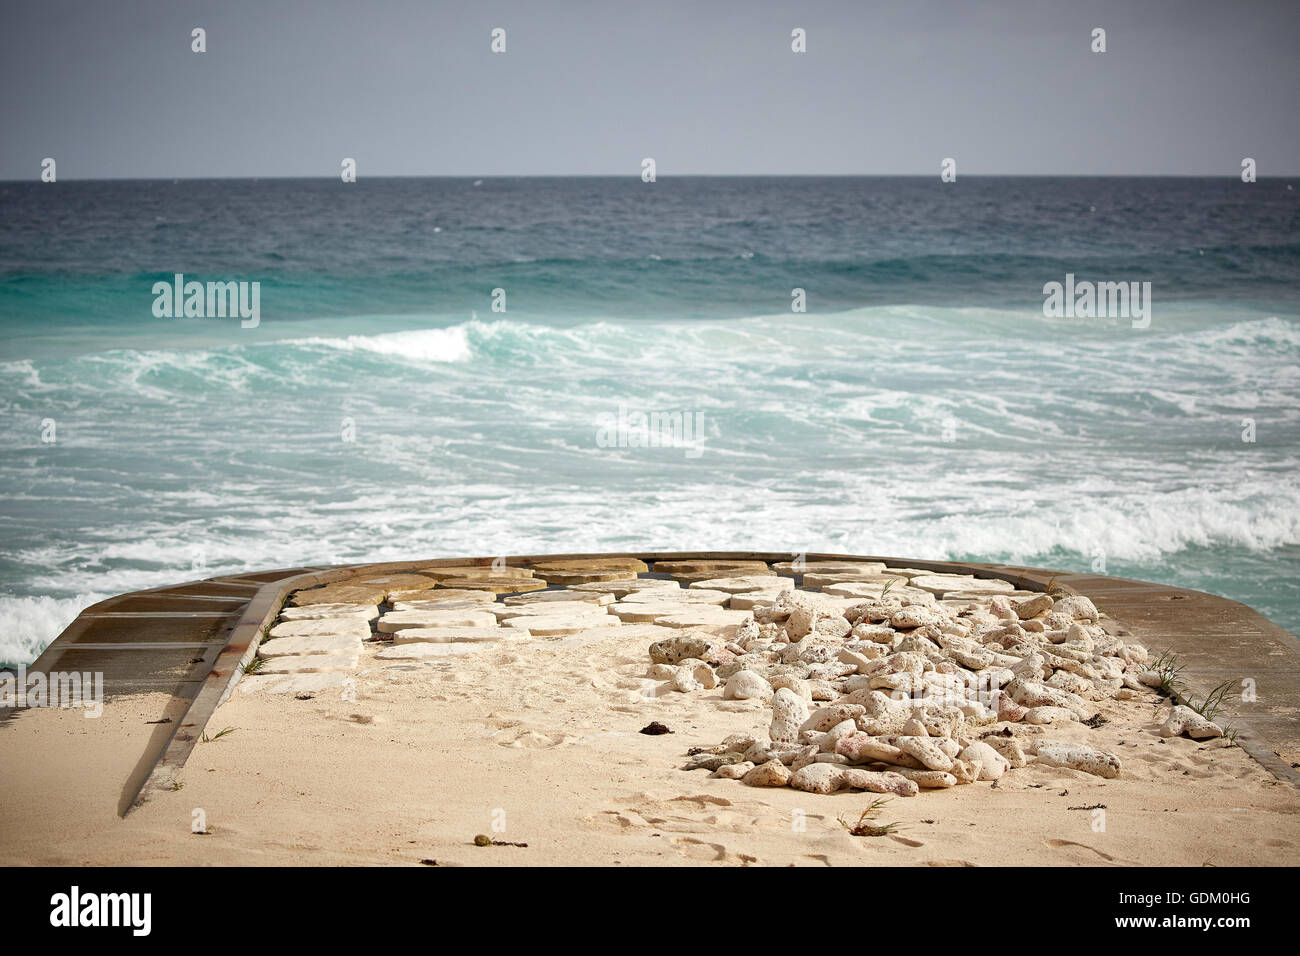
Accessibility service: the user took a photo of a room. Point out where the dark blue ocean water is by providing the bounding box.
[1,176,1298,664]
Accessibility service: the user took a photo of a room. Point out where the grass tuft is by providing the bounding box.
[1186,680,1237,722]
[1150,649,1184,700]
[839,798,905,837]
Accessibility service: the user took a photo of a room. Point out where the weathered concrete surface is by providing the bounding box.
[3,552,1296,819]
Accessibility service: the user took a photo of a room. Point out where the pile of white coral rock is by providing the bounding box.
[664,583,1150,796]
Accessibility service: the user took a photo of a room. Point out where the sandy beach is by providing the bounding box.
[3,561,1296,868]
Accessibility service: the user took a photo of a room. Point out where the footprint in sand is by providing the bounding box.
[497,729,577,748]
[1045,838,1119,863]
[672,837,757,864]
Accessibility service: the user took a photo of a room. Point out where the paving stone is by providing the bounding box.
[278,603,379,622]
[567,579,679,598]
[620,588,730,605]
[729,590,786,610]
[651,560,772,574]
[493,602,612,621]
[670,568,778,584]
[257,652,359,674]
[268,618,372,639]
[377,609,498,632]
[433,577,548,593]
[346,573,438,593]
[530,558,649,573]
[910,575,1015,596]
[500,615,617,636]
[503,590,614,606]
[532,569,638,585]
[259,633,363,657]
[375,643,486,660]
[821,582,932,601]
[646,608,749,629]
[945,589,1038,599]
[687,576,781,593]
[771,561,887,577]
[388,627,518,644]
[420,565,535,580]
[801,572,900,589]
[237,671,351,695]
[391,599,501,612]
[290,585,388,607]
[388,588,496,604]
[608,603,699,623]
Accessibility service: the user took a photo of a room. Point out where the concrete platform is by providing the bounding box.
[3,552,1297,818]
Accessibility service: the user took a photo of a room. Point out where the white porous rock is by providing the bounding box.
[789,762,844,795]
[1023,706,1080,725]
[1118,642,1150,665]
[987,596,1018,620]
[1013,593,1054,619]
[847,690,914,735]
[839,768,920,796]
[891,606,945,630]
[670,659,718,693]
[948,758,980,784]
[900,717,930,737]
[1033,741,1122,778]
[852,623,899,644]
[770,687,810,744]
[1159,704,1224,740]
[894,767,958,789]
[799,702,867,734]
[818,719,859,753]
[958,741,1009,780]
[982,734,1028,768]
[1046,670,1096,698]
[710,761,754,779]
[723,669,773,701]
[742,758,792,787]
[770,674,813,701]
[1052,595,1099,622]
[896,735,956,771]
[650,634,727,665]
[1008,678,1094,719]
[807,679,840,700]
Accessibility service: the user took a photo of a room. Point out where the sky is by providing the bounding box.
[1,0,1297,179]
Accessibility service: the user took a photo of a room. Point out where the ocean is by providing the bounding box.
[1,176,1298,666]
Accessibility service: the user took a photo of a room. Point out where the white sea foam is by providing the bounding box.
[0,593,107,668]
[291,325,472,362]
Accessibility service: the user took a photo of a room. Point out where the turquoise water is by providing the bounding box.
[2,177,1298,665]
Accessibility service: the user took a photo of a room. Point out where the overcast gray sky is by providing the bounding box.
[2,0,1297,179]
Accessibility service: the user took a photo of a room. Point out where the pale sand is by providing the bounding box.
[1,626,1297,866]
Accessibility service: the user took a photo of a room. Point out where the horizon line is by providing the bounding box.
[3,172,1295,184]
